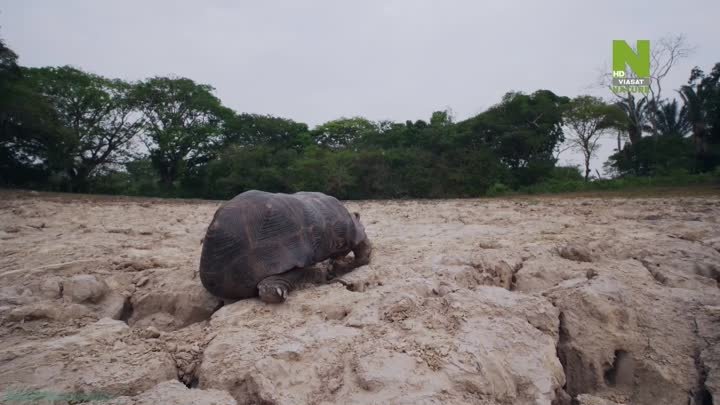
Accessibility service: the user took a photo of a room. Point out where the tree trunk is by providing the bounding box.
[152,154,180,190]
[159,171,175,189]
[584,154,591,181]
[692,124,710,171]
[70,171,89,193]
[628,126,642,145]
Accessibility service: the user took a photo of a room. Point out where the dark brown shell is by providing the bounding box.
[199,190,365,299]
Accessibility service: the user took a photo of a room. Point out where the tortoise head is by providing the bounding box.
[351,212,368,246]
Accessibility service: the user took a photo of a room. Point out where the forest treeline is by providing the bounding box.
[1,37,719,199]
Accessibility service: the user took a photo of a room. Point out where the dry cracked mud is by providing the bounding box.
[1,190,719,405]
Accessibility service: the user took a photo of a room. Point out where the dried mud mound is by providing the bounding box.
[0,191,719,405]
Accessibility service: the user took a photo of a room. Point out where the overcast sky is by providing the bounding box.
[1,0,718,173]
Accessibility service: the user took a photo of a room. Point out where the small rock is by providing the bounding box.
[181,361,196,375]
[39,277,63,299]
[64,274,108,303]
[142,326,161,339]
[135,277,150,287]
[436,282,455,297]
[100,292,129,320]
[175,352,192,362]
[558,245,594,262]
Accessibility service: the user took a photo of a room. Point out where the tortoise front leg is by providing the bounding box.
[329,239,373,279]
[257,267,325,304]
[353,239,372,266]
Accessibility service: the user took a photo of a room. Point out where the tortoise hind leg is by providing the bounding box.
[257,267,325,303]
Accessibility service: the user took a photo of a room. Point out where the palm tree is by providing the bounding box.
[679,85,708,158]
[679,85,709,170]
[648,99,691,137]
[615,94,651,145]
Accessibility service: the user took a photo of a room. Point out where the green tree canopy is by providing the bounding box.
[563,95,625,180]
[680,63,720,170]
[3,29,718,199]
[133,76,233,187]
[0,38,19,80]
[0,38,53,186]
[223,113,311,153]
[12,66,141,190]
[311,117,378,149]
[457,90,570,186]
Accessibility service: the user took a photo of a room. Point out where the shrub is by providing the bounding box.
[487,182,511,196]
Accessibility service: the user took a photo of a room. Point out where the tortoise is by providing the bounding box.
[199,190,372,303]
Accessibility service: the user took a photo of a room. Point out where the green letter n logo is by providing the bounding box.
[613,40,650,78]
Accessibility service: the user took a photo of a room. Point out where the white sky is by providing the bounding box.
[1,0,718,174]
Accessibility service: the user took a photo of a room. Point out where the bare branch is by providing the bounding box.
[649,34,695,102]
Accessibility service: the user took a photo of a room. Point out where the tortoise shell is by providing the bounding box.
[199,190,365,299]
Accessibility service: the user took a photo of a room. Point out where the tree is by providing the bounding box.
[206,144,298,198]
[649,99,690,137]
[607,64,716,177]
[598,35,693,145]
[0,38,29,183]
[288,147,354,197]
[679,62,720,170]
[1,39,64,186]
[615,94,650,145]
[0,37,19,79]
[311,117,378,149]
[430,110,453,127]
[456,90,569,186]
[15,66,141,191]
[133,76,233,188]
[607,136,694,177]
[563,96,623,181]
[226,113,310,151]
[648,35,694,104]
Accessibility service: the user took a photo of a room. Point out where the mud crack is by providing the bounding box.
[692,316,715,405]
[509,259,525,291]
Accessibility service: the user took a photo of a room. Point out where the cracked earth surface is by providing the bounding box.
[1,190,719,405]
